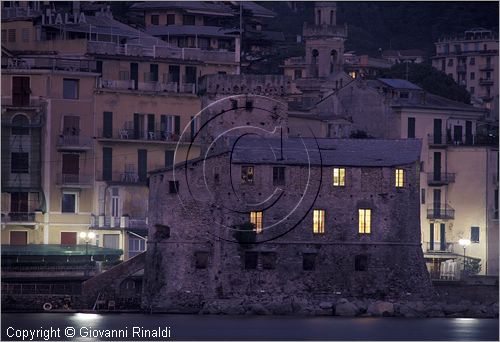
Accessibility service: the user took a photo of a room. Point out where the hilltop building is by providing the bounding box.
[432,28,499,121]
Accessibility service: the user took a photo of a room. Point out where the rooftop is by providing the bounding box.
[229,137,422,167]
[145,25,238,38]
[130,1,233,17]
[152,137,422,173]
[377,78,422,90]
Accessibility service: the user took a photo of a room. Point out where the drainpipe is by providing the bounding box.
[485,149,489,274]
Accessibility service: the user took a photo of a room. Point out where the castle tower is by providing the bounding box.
[304,2,347,78]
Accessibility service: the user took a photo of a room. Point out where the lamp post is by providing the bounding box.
[458,238,471,276]
[80,231,96,275]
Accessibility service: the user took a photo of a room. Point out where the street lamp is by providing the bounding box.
[80,231,95,276]
[458,238,471,275]
[80,231,96,257]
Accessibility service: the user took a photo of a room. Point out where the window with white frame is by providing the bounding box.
[61,192,78,213]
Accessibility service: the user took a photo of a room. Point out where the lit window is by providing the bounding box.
[395,169,404,188]
[313,209,325,234]
[250,211,263,233]
[333,168,345,186]
[358,209,371,234]
[241,165,254,184]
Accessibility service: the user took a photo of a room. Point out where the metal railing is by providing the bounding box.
[427,172,456,186]
[56,173,93,186]
[56,135,93,149]
[427,204,455,220]
[2,56,98,73]
[98,128,192,143]
[1,283,82,295]
[2,212,36,222]
[87,41,236,63]
[428,133,497,147]
[479,78,494,85]
[96,171,145,184]
[90,215,147,229]
[479,64,494,71]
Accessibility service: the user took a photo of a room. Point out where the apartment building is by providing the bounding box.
[324,78,499,276]
[432,28,499,121]
[1,1,238,260]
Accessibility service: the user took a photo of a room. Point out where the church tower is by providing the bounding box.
[304,2,347,78]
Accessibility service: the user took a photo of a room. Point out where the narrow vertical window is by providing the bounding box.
[395,169,404,188]
[407,117,415,138]
[273,167,285,186]
[250,211,263,233]
[470,226,480,243]
[333,168,345,186]
[358,209,371,234]
[313,209,325,234]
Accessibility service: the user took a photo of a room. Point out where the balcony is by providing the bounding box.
[427,205,455,220]
[56,173,93,187]
[456,64,467,73]
[1,212,36,223]
[97,78,196,94]
[96,169,148,185]
[90,215,148,230]
[98,128,193,144]
[428,133,497,147]
[479,78,494,86]
[1,56,98,73]
[56,135,93,152]
[87,41,236,64]
[303,22,347,38]
[427,172,456,186]
[479,64,494,71]
[425,242,454,254]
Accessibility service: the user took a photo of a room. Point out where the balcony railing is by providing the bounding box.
[97,78,195,94]
[56,173,93,187]
[479,78,494,85]
[427,204,455,220]
[87,41,236,63]
[96,171,147,184]
[56,135,93,151]
[428,133,497,147]
[98,128,192,143]
[427,172,456,186]
[425,242,454,253]
[2,212,36,223]
[90,215,148,229]
[479,64,494,71]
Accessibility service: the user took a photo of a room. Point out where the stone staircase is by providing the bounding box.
[81,252,146,309]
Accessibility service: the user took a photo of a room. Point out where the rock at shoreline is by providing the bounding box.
[335,298,358,317]
[367,301,394,317]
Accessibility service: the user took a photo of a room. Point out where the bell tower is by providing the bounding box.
[304,2,347,78]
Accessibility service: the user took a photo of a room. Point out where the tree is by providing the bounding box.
[232,222,256,246]
[379,62,471,104]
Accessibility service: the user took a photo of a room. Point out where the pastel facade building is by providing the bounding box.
[432,28,499,121]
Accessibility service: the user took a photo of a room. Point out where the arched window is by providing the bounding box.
[330,50,338,73]
[11,114,30,135]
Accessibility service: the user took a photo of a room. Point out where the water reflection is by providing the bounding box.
[1,313,498,341]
